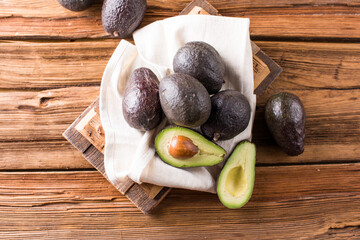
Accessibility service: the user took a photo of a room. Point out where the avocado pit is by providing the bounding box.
[168,135,198,160]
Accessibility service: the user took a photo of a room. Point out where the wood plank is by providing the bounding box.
[0,140,92,170]
[74,100,105,153]
[1,0,359,40]
[1,40,359,90]
[257,41,360,90]
[0,86,100,141]
[2,140,358,170]
[0,39,118,89]
[0,87,359,165]
[0,163,358,239]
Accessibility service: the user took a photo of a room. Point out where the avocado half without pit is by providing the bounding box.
[217,141,256,209]
[155,127,226,168]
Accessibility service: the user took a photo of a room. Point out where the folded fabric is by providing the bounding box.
[100,15,256,193]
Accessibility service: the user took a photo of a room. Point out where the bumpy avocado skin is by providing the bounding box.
[102,0,147,38]
[265,92,305,156]
[57,0,94,11]
[201,90,251,141]
[122,68,162,131]
[159,73,211,128]
[173,41,225,94]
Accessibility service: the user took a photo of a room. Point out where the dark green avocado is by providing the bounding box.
[102,0,147,38]
[57,0,94,11]
[217,141,256,209]
[201,90,251,141]
[122,67,163,131]
[155,126,226,168]
[159,73,211,128]
[173,41,225,94]
[265,92,305,156]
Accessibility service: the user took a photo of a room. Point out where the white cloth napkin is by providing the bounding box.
[100,15,256,193]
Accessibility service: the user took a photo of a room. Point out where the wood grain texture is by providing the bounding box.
[1,40,359,90]
[0,0,359,237]
[1,87,359,166]
[0,39,119,89]
[257,41,360,90]
[0,140,92,170]
[0,86,100,141]
[1,0,360,39]
[0,163,358,239]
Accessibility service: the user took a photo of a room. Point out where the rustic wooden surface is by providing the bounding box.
[0,0,359,239]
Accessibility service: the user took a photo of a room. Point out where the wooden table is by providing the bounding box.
[1,0,360,239]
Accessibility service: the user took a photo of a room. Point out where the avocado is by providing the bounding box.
[102,0,147,38]
[265,92,305,156]
[201,90,251,141]
[217,141,256,209]
[159,73,211,128]
[122,67,162,131]
[155,127,226,168]
[173,41,225,94]
[57,0,94,11]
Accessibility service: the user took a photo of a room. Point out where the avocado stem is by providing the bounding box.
[213,133,221,141]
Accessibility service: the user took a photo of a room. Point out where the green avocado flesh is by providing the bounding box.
[217,141,256,209]
[155,127,226,168]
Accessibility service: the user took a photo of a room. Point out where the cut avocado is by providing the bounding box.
[155,127,226,168]
[217,141,256,209]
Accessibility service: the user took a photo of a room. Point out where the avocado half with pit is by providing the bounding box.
[217,141,256,209]
[155,127,226,168]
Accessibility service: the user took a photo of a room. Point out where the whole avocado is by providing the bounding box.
[57,0,94,11]
[201,90,251,141]
[102,0,147,38]
[173,41,225,94]
[122,68,162,131]
[265,92,305,156]
[159,73,211,128]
